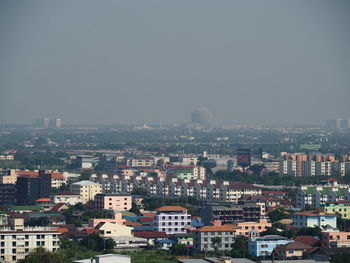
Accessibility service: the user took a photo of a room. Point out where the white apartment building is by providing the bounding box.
[92,175,262,203]
[154,206,191,235]
[0,219,60,263]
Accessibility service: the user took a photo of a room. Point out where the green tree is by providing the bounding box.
[18,247,66,263]
[211,237,221,256]
[230,237,248,257]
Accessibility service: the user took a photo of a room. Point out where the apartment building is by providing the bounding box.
[279,153,350,177]
[154,206,191,235]
[296,179,350,209]
[248,235,292,257]
[92,174,262,203]
[292,211,337,229]
[322,201,350,219]
[71,180,102,204]
[0,218,60,263]
[201,202,266,225]
[94,194,132,211]
[193,225,236,252]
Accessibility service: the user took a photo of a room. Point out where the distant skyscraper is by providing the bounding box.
[326,119,350,129]
[237,148,251,169]
[43,117,50,129]
[55,118,62,129]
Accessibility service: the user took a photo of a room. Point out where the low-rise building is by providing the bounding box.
[94,194,132,211]
[322,231,350,248]
[95,222,132,238]
[52,192,82,206]
[248,235,293,257]
[88,212,126,227]
[71,180,102,204]
[154,206,191,235]
[235,219,272,237]
[274,241,312,259]
[193,225,236,252]
[322,201,350,219]
[292,211,337,229]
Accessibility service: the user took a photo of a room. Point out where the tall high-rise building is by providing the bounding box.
[55,118,61,128]
[15,171,52,205]
[43,117,50,129]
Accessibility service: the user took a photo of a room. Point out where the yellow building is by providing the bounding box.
[95,222,132,238]
[71,180,102,204]
[322,201,350,219]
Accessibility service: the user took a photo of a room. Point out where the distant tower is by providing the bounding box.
[43,118,50,129]
[55,118,62,129]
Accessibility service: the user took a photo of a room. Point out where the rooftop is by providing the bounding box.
[155,206,188,212]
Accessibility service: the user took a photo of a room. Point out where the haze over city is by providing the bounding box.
[1,0,349,125]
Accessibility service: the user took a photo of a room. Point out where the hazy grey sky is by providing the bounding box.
[1,0,349,125]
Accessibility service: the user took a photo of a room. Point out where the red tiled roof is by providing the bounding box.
[134,231,168,238]
[142,212,155,217]
[53,228,69,234]
[51,172,64,180]
[294,236,319,246]
[293,210,335,217]
[35,198,51,202]
[155,206,187,212]
[84,228,99,235]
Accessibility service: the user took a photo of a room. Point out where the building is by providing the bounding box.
[128,158,155,167]
[274,241,312,259]
[71,180,102,204]
[0,218,60,262]
[71,155,99,170]
[201,202,266,225]
[193,225,236,252]
[94,194,132,211]
[95,222,132,238]
[0,184,16,205]
[52,192,82,206]
[73,254,131,263]
[88,212,125,227]
[235,219,272,237]
[50,172,66,189]
[154,206,191,235]
[0,170,17,184]
[296,179,350,209]
[248,235,293,258]
[292,211,337,229]
[280,153,350,177]
[322,201,350,219]
[322,231,350,248]
[15,172,52,205]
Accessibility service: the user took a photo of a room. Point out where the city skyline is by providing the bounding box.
[1,0,350,125]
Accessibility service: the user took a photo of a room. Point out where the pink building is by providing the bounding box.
[94,194,132,211]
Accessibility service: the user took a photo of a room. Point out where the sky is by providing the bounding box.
[0,0,349,126]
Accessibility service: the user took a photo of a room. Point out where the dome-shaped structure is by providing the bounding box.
[191,108,213,126]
